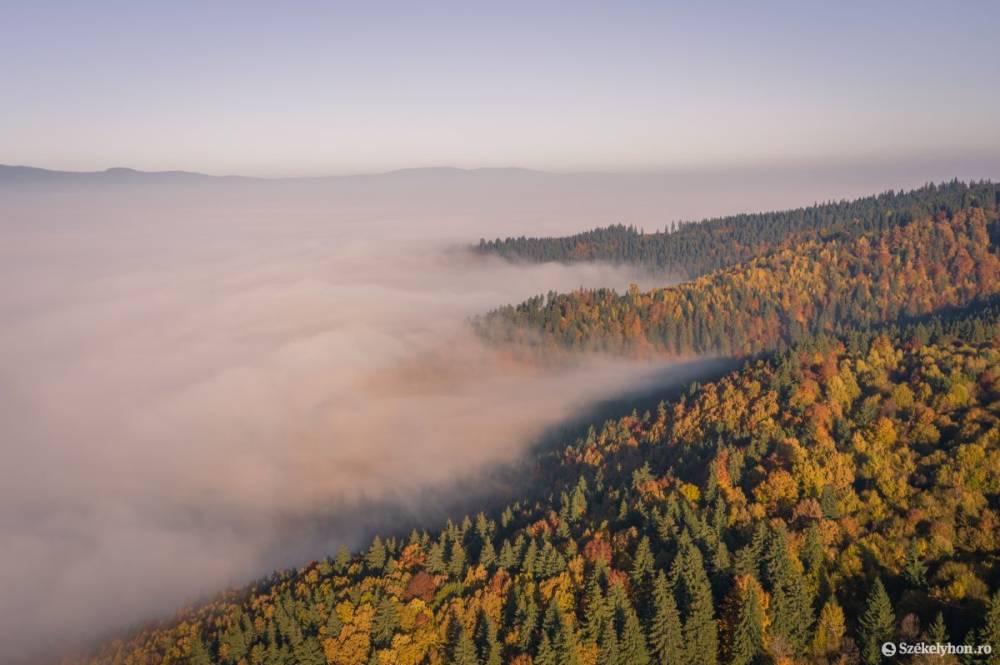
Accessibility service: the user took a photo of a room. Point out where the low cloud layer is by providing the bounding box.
[0,179,687,661]
[4,163,992,660]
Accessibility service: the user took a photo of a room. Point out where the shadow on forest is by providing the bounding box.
[259,356,741,581]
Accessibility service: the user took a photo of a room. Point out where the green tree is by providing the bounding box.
[859,578,894,665]
[366,535,386,571]
[729,578,766,665]
[648,571,683,664]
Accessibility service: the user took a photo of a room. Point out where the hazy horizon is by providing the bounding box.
[4,2,1000,176]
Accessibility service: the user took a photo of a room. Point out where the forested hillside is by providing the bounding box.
[475,181,999,278]
[69,305,1000,665]
[67,185,1000,665]
[476,206,1000,357]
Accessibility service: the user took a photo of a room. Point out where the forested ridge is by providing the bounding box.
[475,181,999,278]
[476,206,1000,357]
[68,304,1000,665]
[67,184,1000,665]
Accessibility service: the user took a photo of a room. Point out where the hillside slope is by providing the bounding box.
[69,306,1000,665]
[476,207,1000,357]
[475,181,999,278]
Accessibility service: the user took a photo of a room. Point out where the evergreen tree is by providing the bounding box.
[188,635,213,665]
[474,610,502,665]
[448,614,480,665]
[535,632,556,665]
[366,535,386,571]
[619,602,651,665]
[648,570,683,664]
[903,540,927,588]
[728,577,766,665]
[671,537,718,665]
[927,612,948,645]
[448,539,468,578]
[984,591,1000,665]
[859,578,894,665]
[811,597,846,658]
[334,545,351,573]
[764,526,813,655]
[372,596,400,648]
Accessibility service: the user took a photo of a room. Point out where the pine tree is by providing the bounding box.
[366,535,386,571]
[764,526,813,655]
[478,538,496,569]
[188,635,213,665]
[619,602,651,665]
[984,591,1000,665]
[475,610,502,665]
[859,578,894,665]
[648,570,683,664]
[448,614,480,665]
[728,577,766,665]
[426,541,448,575]
[631,536,656,622]
[927,612,948,645]
[672,537,718,665]
[448,539,468,578]
[372,596,400,648]
[903,540,927,588]
[535,632,556,665]
[334,545,351,573]
[811,597,845,658]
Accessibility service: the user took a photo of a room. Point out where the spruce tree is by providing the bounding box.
[188,635,213,665]
[927,612,948,645]
[764,526,813,655]
[529,631,551,665]
[448,614,480,665]
[366,535,386,571]
[631,536,656,623]
[859,578,894,665]
[648,570,683,664]
[448,539,468,578]
[811,596,845,658]
[672,537,718,665]
[475,610,502,665]
[728,578,766,665]
[984,591,1000,665]
[372,596,400,648]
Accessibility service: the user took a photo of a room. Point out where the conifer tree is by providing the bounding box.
[648,570,683,664]
[478,538,496,569]
[188,635,213,665]
[448,539,467,578]
[671,536,718,665]
[859,578,894,665]
[448,614,480,665]
[811,597,845,658]
[372,596,400,648]
[535,632,556,665]
[764,526,813,655]
[475,610,502,665]
[984,591,1000,665]
[728,577,766,665]
[366,535,386,572]
[927,612,948,645]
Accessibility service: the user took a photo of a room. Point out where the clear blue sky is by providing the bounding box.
[2,0,998,176]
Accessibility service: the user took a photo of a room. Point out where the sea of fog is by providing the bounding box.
[2,160,997,660]
[0,176,689,660]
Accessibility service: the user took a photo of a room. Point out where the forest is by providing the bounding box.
[475,181,1000,278]
[67,183,1000,665]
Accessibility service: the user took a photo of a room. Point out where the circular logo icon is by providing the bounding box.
[881,642,897,657]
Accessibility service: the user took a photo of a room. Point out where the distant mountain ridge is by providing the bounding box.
[0,163,547,184]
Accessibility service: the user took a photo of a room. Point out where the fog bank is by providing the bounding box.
[3,164,995,661]
[0,177,685,661]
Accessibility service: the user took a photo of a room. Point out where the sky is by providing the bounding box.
[2,0,998,177]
